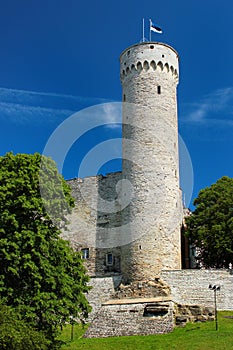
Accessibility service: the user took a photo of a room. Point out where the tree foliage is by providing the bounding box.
[0,153,91,346]
[186,176,233,268]
[0,304,49,350]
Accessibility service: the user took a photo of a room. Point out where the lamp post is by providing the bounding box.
[209,284,221,331]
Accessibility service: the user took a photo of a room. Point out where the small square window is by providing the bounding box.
[81,248,89,259]
[106,253,114,266]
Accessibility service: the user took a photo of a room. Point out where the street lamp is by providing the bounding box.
[209,284,221,331]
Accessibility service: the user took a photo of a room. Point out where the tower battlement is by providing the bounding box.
[120,42,179,83]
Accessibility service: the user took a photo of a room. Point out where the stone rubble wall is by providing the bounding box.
[86,276,122,320]
[84,301,174,338]
[174,304,215,326]
[161,269,233,310]
[112,278,170,299]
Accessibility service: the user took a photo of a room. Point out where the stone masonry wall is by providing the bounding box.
[120,42,183,282]
[161,269,233,310]
[84,300,174,338]
[87,276,122,320]
[62,172,123,276]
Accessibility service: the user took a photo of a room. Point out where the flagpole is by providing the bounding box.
[149,19,151,42]
[142,18,145,42]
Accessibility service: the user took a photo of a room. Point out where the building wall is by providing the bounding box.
[87,276,122,320]
[62,173,123,276]
[161,269,233,310]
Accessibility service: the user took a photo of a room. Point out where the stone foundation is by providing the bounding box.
[84,298,174,338]
[175,304,215,326]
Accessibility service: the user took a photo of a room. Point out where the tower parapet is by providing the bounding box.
[120,42,179,85]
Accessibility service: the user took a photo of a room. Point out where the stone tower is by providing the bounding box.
[120,42,182,283]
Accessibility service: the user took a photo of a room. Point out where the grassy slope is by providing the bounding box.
[60,311,233,350]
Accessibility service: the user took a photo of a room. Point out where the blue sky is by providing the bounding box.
[0,0,232,209]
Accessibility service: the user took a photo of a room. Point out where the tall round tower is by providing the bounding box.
[120,42,182,283]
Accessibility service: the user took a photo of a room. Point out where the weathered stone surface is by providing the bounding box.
[86,276,122,321]
[84,301,174,338]
[174,304,215,326]
[112,278,170,299]
[120,42,182,282]
[161,269,233,310]
[175,316,188,325]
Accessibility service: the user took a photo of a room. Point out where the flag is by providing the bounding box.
[150,20,162,34]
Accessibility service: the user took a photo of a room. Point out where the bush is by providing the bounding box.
[0,304,50,350]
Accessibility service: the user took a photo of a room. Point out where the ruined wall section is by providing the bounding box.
[84,300,174,338]
[62,172,123,276]
[87,276,122,320]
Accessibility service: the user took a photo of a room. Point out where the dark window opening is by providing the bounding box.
[150,45,154,49]
[106,253,114,266]
[81,248,89,259]
[157,86,161,94]
[162,54,165,58]
[123,94,126,102]
[143,304,169,317]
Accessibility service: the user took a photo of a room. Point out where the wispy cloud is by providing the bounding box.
[180,87,233,127]
[0,87,111,126]
[102,103,122,129]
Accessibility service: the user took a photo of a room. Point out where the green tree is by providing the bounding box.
[186,176,233,268]
[0,153,91,346]
[0,303,50,350]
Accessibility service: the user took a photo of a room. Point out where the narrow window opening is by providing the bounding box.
[106,253,114,266]
[137,61,143,72]
[127,50,130,56]
[81,248,89,259]
[139,245,142,250]
[123,94,126,102]
[143,60,149,71]
[157,86,161,94]
[162,54,165,58]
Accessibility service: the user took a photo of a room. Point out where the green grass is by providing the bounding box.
[59,311,233,350]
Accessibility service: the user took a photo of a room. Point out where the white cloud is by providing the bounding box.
[102,102,122,129]
[0,87,110,126]
[181,87,233,127]
[0,101,74,125]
